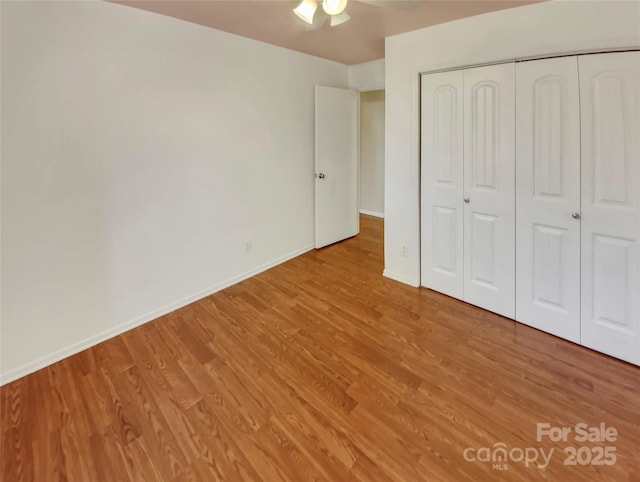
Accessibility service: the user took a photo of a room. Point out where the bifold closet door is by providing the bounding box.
[515,57,581,342]
[420,70,464,298]
[579,52,640,365]
[463,63,516,318]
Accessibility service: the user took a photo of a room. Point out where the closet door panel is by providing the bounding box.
[515,57,581,342]
[580,51,640,365]
[463,63,516,318]
[421,71,464,297]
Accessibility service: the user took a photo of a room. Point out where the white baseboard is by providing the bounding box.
[359,209,384,218]
[383,269,420,287]
[0,243,315,386]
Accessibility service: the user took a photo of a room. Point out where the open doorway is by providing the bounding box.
[358,89,385,258]
[359,90,385,219]
[313,86,384,251]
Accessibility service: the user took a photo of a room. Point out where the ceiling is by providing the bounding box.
[112,0,540,65]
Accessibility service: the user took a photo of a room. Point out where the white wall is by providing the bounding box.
[359,90,385,217]
[349,59,385,91]
[0,0,348,383]
[384,0,640,287]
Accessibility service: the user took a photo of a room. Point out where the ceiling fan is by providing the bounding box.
[293,0,423,28]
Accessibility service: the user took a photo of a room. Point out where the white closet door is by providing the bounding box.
[463,63,516,318]
[579,52,640,365]
[515,57,581,342]
[421,71,464,298]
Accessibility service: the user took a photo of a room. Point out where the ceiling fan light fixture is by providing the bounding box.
[293,0,318,24]
[322,0,348,16]
[330,11,351,26]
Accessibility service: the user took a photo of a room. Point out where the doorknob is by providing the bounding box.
[463,198,470,203]
[317,173,326,179]
[572,212,580,219]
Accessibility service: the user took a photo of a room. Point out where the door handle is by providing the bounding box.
[572,212,580,219]
[463,198,470,203]
[317,173,326,179]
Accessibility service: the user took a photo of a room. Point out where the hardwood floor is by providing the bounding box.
[2,215,639,482]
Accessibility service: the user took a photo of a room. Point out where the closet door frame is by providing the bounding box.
[418,48,640,366]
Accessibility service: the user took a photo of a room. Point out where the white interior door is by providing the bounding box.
[579,52,640,365]
[315,86,359,249]
[515,57,581,342]
[463,63,516,318]
[420,70,464,298]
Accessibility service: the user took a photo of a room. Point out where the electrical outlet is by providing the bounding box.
[401,245,408,258]
[244,240,252,254]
